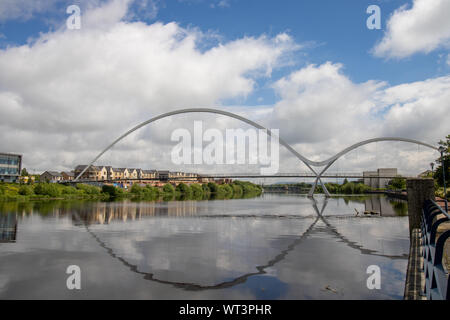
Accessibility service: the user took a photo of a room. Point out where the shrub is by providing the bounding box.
[190,184,203,196]
[130,184,144,194]
[217,184,233,197]
[201,184,210,193]
[61,186,78,194]
[33,183,61,197]
[102,185,119,197]
[163,183,175,193]
[207,182,219,193]
[76,184,100,195]
[232,184,243,196]
[18,185,34,196]
[176,183,192,194]
[145,185,160,196]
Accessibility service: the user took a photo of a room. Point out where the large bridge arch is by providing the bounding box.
[74,108,321,181]
[75,107,439,198]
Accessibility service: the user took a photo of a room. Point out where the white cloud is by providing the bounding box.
[447,54,450,66]
[269,62,449,174]
[0,0,297,172]
[373,0,450,58]
[0,0,447,177]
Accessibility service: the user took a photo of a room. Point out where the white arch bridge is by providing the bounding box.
[74,108,439,197]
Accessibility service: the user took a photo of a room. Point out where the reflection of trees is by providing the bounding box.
[391,201,408,217]
[363,196,407,217]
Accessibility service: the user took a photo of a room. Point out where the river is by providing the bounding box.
[0,194,409,299]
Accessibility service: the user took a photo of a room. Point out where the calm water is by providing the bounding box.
[0,194,409,299]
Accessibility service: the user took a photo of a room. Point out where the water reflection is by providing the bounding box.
[71,196,408,290]
[0,213,17,243]
[364,196,407,216]
[0,194,410,299]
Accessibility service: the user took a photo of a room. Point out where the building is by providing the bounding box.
[158,170,170,181]
[363,168,398,189]
[40,171,63,183]
[61,171,75,181]
[0,153,22,183]
[378,168,398,188]
[74,165,98,180]
[363,171,378,189]
[71,164,210,187]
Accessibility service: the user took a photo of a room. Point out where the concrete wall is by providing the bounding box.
[363,171,378,188]
[378,168,398,188]
[363,168,398,188]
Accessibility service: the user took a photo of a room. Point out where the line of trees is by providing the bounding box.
[433,135,450,198]
[124,180,262,200]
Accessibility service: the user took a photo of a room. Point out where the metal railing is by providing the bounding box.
[421,199,450,300]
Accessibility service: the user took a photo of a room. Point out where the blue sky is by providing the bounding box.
[0,0,449,173]
[1,0,448,106]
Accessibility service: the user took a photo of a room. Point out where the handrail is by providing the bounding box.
[421,199,450,300]
[430,199,450,220]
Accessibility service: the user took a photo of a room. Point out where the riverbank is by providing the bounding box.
[0,181,262,202]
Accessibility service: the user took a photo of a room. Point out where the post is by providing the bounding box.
[406,178,435,236]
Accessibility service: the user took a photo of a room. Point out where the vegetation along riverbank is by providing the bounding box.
[0,180,262,202]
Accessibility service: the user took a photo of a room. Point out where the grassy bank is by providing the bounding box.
[0,180,262,202]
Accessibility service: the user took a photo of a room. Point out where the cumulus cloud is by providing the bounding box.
[373,0,450,58]
[0,0,447,177]
[0,0,298,172]
[268,62,449,174]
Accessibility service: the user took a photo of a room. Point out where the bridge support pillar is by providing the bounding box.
[308,177,331,198]
[406,178,435,236]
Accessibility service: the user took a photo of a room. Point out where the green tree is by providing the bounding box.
[389,177,406,190]
[190,184,203,196]
[163,183,175,193]
[130,184,144,195]
[21,168,29,176]
[102,185,119,198]
[176,183,192,195]
[434,134,450,187]
[207,182,219,193]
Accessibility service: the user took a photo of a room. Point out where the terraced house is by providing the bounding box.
[72,165,206,186]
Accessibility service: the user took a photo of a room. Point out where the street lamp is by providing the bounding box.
[438,146,448,212]
[430,162,434,172]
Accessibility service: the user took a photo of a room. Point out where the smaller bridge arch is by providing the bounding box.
[308,138,439,196]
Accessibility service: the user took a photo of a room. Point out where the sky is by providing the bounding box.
[0,0,449,178]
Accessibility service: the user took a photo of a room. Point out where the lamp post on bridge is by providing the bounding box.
[438,146,448,212]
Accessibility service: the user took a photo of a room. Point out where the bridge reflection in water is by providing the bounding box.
[0,194,409,299]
